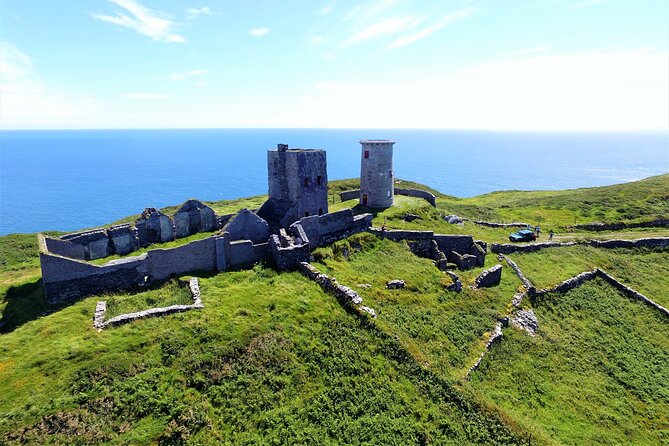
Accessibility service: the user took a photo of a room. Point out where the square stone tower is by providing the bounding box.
[262,144,328,227]
[359,140,395,208]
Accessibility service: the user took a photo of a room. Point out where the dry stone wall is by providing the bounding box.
[492,237,669,254]
[93,278,204,329]
[339,188,437,207]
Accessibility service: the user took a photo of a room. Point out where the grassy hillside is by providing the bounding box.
[0,267,525,445]
[1,174,668,444]
[469,280,669,445]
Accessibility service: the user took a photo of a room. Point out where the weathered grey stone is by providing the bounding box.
[444,215,464,224]
[387,279,405,289]
[260,145,328,226]
[511,309,538,336]
[174,212,190,238]
[475,264,502,288]
[360,140,395,208]
[109,224,137,255]
[403,213,421,222]
[223,209,270,244]
[135,208,174,246]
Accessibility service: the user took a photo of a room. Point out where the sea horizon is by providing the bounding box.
[1,128,668,235]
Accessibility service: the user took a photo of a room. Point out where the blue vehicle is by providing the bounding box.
[509,229,536,242]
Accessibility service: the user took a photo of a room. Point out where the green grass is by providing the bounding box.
[463,173,669,227]
[508,245,669,307]
[1,174,669,445]
[103,279,195,319]
[469,279,669,446]
[0,267,525,445]
[313,233,523,379]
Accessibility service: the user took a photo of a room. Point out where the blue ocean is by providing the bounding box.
[1,129,667,235]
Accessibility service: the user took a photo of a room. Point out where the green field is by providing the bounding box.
[1,174,668,444]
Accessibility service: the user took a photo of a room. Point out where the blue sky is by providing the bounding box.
[1,0,667,129]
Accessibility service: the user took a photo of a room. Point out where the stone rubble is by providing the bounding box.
[510,309,538,336]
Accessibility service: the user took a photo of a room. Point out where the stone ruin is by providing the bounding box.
[38,140,486,306]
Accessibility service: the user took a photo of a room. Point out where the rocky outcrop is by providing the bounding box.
[510,309,538,336]
[387,279,406,290]
[475,264,502,288]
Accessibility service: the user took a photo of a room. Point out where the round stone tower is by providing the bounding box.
[359,140,395,208]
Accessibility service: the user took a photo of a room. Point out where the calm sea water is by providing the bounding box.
[1,129,667,235]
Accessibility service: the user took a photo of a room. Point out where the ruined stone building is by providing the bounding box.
[359,140,395,208]
[258,144,329,227]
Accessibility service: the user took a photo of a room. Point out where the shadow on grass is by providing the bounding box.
[0,279,51,334]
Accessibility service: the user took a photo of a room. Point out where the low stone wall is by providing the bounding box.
[339,188,437,207]
[491,242,576,254]
[339,190,360,202]
[93,278,204,329]
[464,219,529,228]
[298,262,376,317]
[492,237,669,254]
[569,219,669,232]
[588,237,669,249]
[597,270,669,318]
[466,323,503,378]
[503,256,533,289]
[394,188,437,207]
[528,268,668,319]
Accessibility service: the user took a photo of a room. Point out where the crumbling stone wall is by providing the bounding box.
[61,229,112,260]
[223,209,269,244]
[136,208,175,246]
[290,209,373,248]
[93,278,204,329]
[173,200,217,238]
[369,228,486,269]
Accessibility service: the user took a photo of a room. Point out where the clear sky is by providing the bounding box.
[1,0,667,130]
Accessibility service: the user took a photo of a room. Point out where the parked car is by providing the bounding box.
[509,229,536,242]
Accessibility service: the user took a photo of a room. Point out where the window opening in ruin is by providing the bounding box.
[387,190,391,198]
[388,170,393,179]
[304,178,309,187]
[362,194,368,206]
[319,208,323,215]
[305,211,310,217]
[364,150,369,159]
[317,175,322,185]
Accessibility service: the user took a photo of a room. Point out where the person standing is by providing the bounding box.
[549,230,554,241]
[536,225,541,238]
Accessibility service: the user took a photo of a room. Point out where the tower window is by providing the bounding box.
[364,150,369,159]
[388,170,393,179]
[317,175,322,185]
[318,208,323,215]
[304,177,309,187]
[387,190,391,198]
